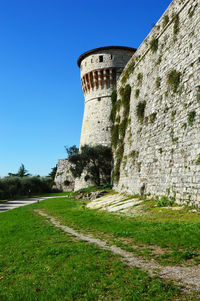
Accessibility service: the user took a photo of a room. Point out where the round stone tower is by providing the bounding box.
[77,46,136,147]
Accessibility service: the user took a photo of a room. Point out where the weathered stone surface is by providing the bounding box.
[113,0,200,206]
[74,190,107,201]
[54,159,75,191]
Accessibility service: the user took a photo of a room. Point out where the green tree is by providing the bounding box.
[48,165,57,180]
[68,145,112,186]
[8,164,30,178]
[17,164,30,177]
[64,145,79,158]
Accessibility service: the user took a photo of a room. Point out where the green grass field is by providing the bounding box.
[35,195,200,266]
[0,192,199,300]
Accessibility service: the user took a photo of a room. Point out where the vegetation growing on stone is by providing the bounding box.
[197,86,200,102]
[112,85,132,183]
[129,150,139,165]
[156,77,161,88]
[150,38,159,53]
[195,154,200,165]
[167,70,181,93]
[112,124,119,149]
[179,84,184,96]
[122,84,131,118]
[121,60,136,85]
[136,101,146,123]
[173,14,179,35]
[171,110,176,122]
[149,112,157,123]
[121,73,129,85]
[188,6,196,18]
[182,123,187,130]
[187,111,196,126]
[119,119,127,138]
[157,56,162,65]
[137,73,143,85]
[163,15,169,28]
[111,89,117,104]
[135,89,140,98]
[110,90,118,123]
[127,60,135,74]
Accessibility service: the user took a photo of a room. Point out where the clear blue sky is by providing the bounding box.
[0,0,172,177]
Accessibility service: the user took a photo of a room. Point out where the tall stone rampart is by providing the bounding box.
[113,0,200,205]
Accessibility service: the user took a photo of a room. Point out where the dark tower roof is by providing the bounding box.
[77,46,136,67]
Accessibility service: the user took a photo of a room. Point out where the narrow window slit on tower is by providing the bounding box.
[99,55,103,62]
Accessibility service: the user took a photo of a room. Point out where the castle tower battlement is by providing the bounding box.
[77,46,136,147]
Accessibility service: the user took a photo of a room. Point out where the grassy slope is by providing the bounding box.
[35,195,200,266]
[0,205,191,301]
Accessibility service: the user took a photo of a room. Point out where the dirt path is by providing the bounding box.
[36,210,200,294]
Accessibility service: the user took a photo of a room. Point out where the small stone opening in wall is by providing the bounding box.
[99,55,103,62]
[110,55,113,60]
[98,121,100,123]
[98,97,101,102]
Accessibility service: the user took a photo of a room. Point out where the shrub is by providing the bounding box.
[0,176,52,200]
[135,89,140,98]
[121,73,129,85]
[127,60,135,74]
[171,110,176,122]
[122,84,131,118]
[150,38,159,53]
[136,101,146,123]
[149,112,157,123]
[167,70,181,93]
[188,6,195,18]
[196,155,200,165]
[157,196,175,207]
[112,124,119,149]
[110,90,118,123]
[156,77,161,88]
[188,111,196,126]
[111,90,117,104]
[197,86,200,103]
[173,14,179,35]
[119,119,127,139]
[163,15,169,28]
[137,73,143,83]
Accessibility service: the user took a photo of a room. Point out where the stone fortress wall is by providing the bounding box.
[54,0,200,205]
[113,0,200,206]
[78,47,136,147]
